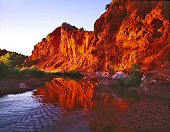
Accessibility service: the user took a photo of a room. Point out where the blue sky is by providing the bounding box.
[0,0,111,55]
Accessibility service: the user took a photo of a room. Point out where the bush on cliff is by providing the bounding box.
[79,27,84,31]
[105,0,118,10]
[105,3,111,10]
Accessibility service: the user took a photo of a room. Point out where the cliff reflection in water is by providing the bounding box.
[34,78,98,109]
[34,78,129,112]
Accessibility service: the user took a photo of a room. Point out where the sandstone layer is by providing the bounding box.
[28,0,170,73]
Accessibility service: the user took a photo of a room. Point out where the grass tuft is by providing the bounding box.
[53,70,84,80]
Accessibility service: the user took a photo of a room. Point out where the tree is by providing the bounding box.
[79,27,84,31]
[105,3,111,10]
[0,52,26,67]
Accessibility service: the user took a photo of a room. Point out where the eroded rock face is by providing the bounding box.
[28,0,170,72]
[28,23,97,72]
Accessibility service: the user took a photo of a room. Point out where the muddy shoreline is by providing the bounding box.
[0,77,52,97]
[1,71,170,99]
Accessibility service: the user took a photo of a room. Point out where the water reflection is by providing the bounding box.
[0,77,169,132]
[32,78,132,131]
[34,78,98,110]
[34,78,130,112]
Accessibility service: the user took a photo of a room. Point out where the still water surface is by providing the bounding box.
[0,78,169,132]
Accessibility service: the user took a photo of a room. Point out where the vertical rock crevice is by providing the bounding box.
[28,0,170,73]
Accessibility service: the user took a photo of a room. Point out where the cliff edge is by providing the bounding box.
[28,0,170,73]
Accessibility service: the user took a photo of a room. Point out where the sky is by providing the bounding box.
[0,0,111,55]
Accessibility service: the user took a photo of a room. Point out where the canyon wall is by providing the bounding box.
[28,0,170,73]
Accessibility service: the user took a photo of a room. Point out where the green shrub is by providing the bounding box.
[8,68,21,76]
[126,64,143,87]
[54,70,84,80]
[79,27,84,31]
[0,62,10,75]
[0,62,21,77]
[22,68,48,78]
[105,0,118,10]
[105,3,111,10]
[0,53,13,67]
[124,74,142,87]
[112,64,143,89]
[0,63,52,78]
[0,52,26,67]
[66,70,84,80]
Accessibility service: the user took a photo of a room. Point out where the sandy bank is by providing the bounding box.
[0,78,51,97]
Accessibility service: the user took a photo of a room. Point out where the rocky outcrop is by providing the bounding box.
[28,23,97,72]
[28,0,170,73]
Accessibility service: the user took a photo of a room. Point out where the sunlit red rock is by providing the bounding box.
[28,0,170,72]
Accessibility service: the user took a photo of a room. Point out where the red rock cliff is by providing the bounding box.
[28,0,170,72]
